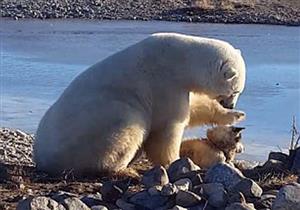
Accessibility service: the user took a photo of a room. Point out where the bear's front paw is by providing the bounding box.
[223,110,246,125]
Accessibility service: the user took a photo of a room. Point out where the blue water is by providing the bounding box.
[1,20,300,161]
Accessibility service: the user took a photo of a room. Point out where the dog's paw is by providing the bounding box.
[224,110,246,125]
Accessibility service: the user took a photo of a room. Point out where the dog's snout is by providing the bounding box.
[227,104,234,109]
[220,100,234,109]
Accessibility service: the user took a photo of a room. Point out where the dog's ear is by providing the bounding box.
[232,127,245,133]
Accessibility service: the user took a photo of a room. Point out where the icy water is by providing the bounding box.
[1,20,299,161]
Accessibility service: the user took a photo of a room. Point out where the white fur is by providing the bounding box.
[34,33,246,175]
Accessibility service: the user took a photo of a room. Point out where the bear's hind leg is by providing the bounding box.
[100,122,147,173]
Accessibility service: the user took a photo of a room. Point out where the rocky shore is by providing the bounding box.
[1,127,300,210]
[1,0,300,26]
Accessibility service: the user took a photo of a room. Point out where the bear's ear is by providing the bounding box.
[224,67,237,80]
[235,49,241,55]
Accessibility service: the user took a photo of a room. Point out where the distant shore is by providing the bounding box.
[1,0,300,26]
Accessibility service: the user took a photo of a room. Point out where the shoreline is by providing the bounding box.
[0,127,299,209]
[1,0,300,26]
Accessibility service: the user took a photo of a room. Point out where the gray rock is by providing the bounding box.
[200,183,227,208]
[234,160,259,171]
[228,192,246,204]
[231,178,263,198]
[50,191,78,203]
[168,158,200,182]
[169,205,188,210]
[142,165,169,188]
[291,147,300,174]
[129,190,169,209]
[91,205,108,210]
[100,181,123,202]
[161,183,178,196]
[174,178,192,191]
[272,182,300,210]
[175,190,202,207]
[255,194,276,209]
[174,171,203,186]
[268,152,288,163]
[188,204,206,210]
[262,159,286,172]
[148,185,162,196]
[205,163,245,190]
[225,202,256,210]
[61,197,90,210]
[80,193,102,207]
[17,196,66,210]
[116,199,135,210]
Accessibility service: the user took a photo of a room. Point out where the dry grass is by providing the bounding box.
[257,172,298,191]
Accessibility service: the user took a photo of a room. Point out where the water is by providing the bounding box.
[1,19,300,161]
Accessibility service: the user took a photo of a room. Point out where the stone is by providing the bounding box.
[80,193,102,207]
[148,185,162,196]
[17,196,66,210]
[50,191,78,203]
[168,158,200,182]
[116,199,135,210]
[129,190,169,209]
[61,197,90,210]
[161,183,178,196]
[188,204,206,210]
[174,171,203,186]
[291,147,300,174]
[228,192,246,204]
[225,202,256,210]
[170,205,188,210]
[272,182,300,210]
[174,178,192,191]
[100,181,123,202]
[262,159,286,173]
[142,165,169,188]
[255,193,276,209]
[175,190,202,207]
[268,152,288,163]
[91,205,108,210]
[204,163,245,190]
[200,183,227,208]
[231,178,263,198]
[234,160,259,171]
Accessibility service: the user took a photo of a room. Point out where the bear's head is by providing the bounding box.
[212,48,246,109]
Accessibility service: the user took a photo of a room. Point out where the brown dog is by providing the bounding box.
[180,126,244,168]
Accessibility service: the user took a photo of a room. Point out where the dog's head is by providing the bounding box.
[207,126,245,153]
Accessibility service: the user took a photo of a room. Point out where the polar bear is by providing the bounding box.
[34,33,246,176]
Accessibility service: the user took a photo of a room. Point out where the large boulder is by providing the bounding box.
[167,158,200,182]
[291,147,300,174]
[230,178,263,199]
[142,165,169,188]
[272,182,300,210]
[61,197,90,210]
[129,190,169,209]
[175,190,202,208]
[200,183,227,208]
[204,163,244,190]
[17,196,66,210]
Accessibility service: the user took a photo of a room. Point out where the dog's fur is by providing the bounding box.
[180,126,244,168]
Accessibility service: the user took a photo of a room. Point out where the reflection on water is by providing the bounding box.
[1,20,300,161]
